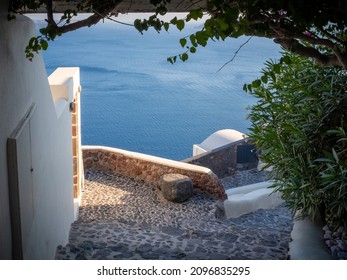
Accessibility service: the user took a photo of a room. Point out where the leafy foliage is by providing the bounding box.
[247,53,347,228]
[25,36,49,61]
[8,0,123,59]
[134,0,347,68]
[7,0,347,67]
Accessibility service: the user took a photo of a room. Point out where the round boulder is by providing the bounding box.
[159,174,193,203]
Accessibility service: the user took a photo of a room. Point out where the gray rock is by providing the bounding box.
[337,226,344,233]
[69,244,80,254]
[330,245,340,257]
[109,243,128,252]
[323,232,332,239]
[222,233,238,243]
[325,239,337,247]
[159,174,193,203]
[140,251,160,259]
[322,225,330,231]
[260,240,277,247]
[79,240,94,251]
[135,244,153,253]
[94,242,107,249]
[160,226,184,236]
[337,251,347,259]
[253,246,267,253]
[215,201,226,219]
[337,240,347,252]
[75,251,89,260]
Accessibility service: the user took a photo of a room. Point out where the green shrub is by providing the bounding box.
[247,53,347,229]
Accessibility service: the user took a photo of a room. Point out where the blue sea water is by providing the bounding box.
[37,15,281,160]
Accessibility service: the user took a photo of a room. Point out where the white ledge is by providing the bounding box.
[48,67,80,102]
[82,145,215,175]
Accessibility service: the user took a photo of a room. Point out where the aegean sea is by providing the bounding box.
[32,14,281,160]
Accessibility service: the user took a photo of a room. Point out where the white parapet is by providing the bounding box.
[48,67,80,102]
[83,145,215,175]
[48,67,81,118]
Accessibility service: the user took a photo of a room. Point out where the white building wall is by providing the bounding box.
[0,5,76,259]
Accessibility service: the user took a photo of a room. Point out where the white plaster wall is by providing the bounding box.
[0,5,75,259]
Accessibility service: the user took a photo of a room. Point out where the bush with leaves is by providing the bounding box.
[247,53,347,229]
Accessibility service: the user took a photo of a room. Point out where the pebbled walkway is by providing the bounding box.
[55,169,293,260]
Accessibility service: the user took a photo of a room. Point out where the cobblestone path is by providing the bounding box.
[55,169,293,260]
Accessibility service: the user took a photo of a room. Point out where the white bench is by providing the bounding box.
[224,181,284,218]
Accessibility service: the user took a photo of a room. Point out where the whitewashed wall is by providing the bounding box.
[0,3,77,259]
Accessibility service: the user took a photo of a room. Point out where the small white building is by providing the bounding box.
[193,129,246,156]
[0,3,83,259]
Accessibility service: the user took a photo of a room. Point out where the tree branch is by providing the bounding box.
[269,22,337,50]
[56,13,105,33]
[317,26,346,47]
[93,9,134,27]
[55,1,123,34]
[217,36,253,72]
[270,22,347,68]
[45,0,56,27]
[274,38,346,68]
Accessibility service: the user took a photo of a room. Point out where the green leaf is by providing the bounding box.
[261,75,268,84]
[243,84,248,92]
[190,34,197,47]
[247,84,253,92]
[315,158,334,163]
[281,55,292,65]
[273,64,281,74]
[28,37,37,47]
[196,31,208,46]
[252,79,261,88]
[179,38,187,47]
[170,16,178,25]
[218,19,229,31]
[181,53,189,62]
[332,148,339,163]
[163,22,169,31]
[190,47,196,53]
[176,19,185,31]
[189,9,203,20]
[40,39,48,50]
[134,19,143,33]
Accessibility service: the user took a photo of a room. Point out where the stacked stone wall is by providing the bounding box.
[83,147,227,200]
[183,138,258,178]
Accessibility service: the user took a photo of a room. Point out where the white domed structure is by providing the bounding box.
[193,129,246,156]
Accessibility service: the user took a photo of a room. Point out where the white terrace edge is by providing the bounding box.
[82,145,216,175]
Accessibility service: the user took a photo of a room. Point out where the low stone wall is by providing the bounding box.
[82,146,227,200]
[183,138,258,178]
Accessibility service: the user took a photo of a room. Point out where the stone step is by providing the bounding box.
[224,181,284,219]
